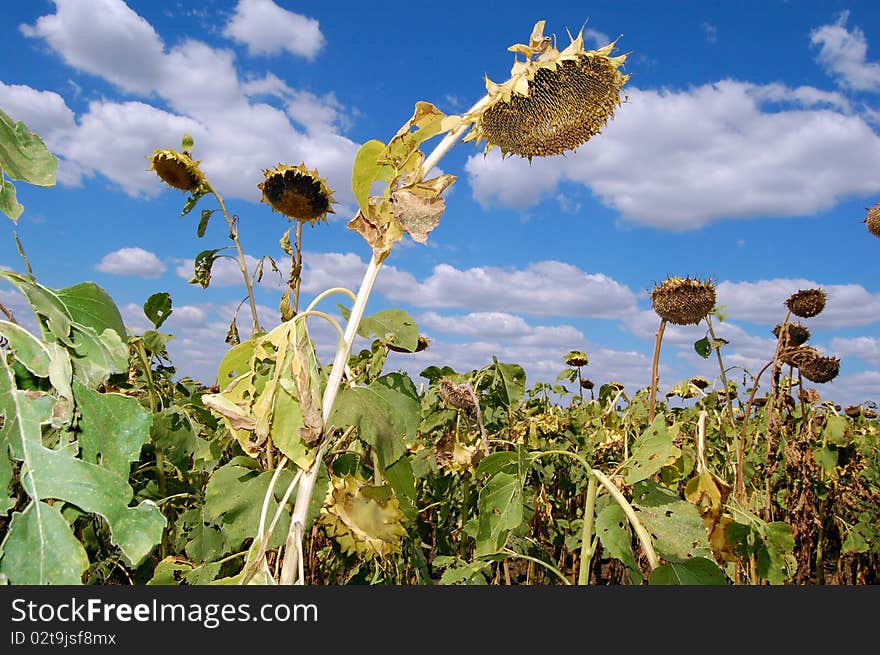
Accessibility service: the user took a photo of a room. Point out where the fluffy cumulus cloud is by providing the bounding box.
[95,247,166,278]
[830,336,880,366]
[13,0,358,207]
[466,81,880,229]
[716,279,880,329]
[223,0,325,59]
[811,12,880,93]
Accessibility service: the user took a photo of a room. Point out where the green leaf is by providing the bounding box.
[476,451,518,478]
[151,407,205,473]
[56,282,127,342]
[488,359,526,407]
[475,471,524,556]
[73,381,152,479]
[0,319,51,377]
[813,445,838,471]
[204,461,293,552]
[1,357,164,566]
[190,248,225,288]
[649,557,728,585]
[0,176,23,221]
[595,503,641,584]
[197,209,214,237]
[694,337,711,359]
[0,108,58,186]
[361,309,420,352]
[0,502,89,584]
[383,455,418,521]
[755,521,795,585]
[823,415,851,447]
[0,269,74,346]
[632,480,711,561]
[330,373,420,468]
[143,292,173,329]
[625,414,674,485]
[352,139,394,212]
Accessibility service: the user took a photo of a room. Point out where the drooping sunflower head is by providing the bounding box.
[798,354,841,384]
[149,148,206,193]
[780,345,820,368]
[866,202,880,239]
[690,376,711,390]
[650,276,717,325]
[785,288,826,319]
[565,350,590,367]
[437,377,476,412]
[318,474,407,560]
[772,322,811,348]
[258,163,336,225]
[463,20,630,159]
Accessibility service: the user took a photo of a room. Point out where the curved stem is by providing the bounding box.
[278,94,490,585]
[648,319,667,423]
[535,450,660,573]
[305,287,357,313]
[705,315,735,425]
[500,549,572,586]
[209,185,261,335]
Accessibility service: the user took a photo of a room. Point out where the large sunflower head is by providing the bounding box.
[798,354,841,384]
[149,147,206,193]
[785,288,826,319]
[650,276,717,325]
[866,202,880,239]
[258,163,336,225]
[463,20,630,159]
[318,474,406,559]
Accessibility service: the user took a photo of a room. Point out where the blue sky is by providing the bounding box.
[1,0,879,407]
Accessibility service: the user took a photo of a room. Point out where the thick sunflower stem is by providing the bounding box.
[278,95,493,585]
[648,319,667,423]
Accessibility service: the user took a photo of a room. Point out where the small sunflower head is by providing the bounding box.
[463,20,630,159]
[799,388,821,404]
[258,163,336,225]
[772,322,811,347]
[798,354,841,384]
[690,376,710,390]
[318,474,407,559]
[437,377,476,412]
[785,288,826,319]
[580,378,594,390]
[565,350,590,367]
[865,202,880,239]
[149,147,206,193]
[650,276,717,325]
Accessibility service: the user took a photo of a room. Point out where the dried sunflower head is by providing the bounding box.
[565,350,590,367]
[772,322,811,348]
[437,377,476,412]
[799,388,821,404]
[866,202,880,239]
[318,474,406,559]
[785,288,826,319]
[650,276,717,325]
[149,148,205,192]
[798,354,841,383]
[463,20,630,159]
[258,163,336,225]
[689,376,710,390]
[780,345,820,368]
[580,378,594,390]
[433,432,480,474]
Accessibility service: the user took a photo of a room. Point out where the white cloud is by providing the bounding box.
[95,247,166,278]
[379,260,639,318]
[223,0,324,59]
[830,336,880,365]
[20,0,165,96]
[465,81,880,230]
[810,12,880,93]
[717,279,880,329]
[16,0,359,208]
[0,82,75,142]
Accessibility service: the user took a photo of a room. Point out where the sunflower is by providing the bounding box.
[318,474,406,559]
[258,163,336,225]
[463,20,630,159]
[149,148,205,192]
[650,277,717,325]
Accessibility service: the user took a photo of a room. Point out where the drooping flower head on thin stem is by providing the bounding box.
[149,135,206,193]
[785,288,826,319]
[258,163,336,225]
